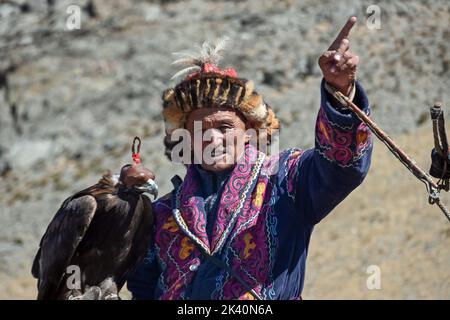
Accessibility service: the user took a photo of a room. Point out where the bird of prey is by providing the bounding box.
[31,137,158,300]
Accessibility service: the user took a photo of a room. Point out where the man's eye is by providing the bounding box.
[220,125,232,132]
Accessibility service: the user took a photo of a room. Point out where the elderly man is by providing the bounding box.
[127,16,372,300]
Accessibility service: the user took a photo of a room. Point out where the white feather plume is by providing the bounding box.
[171,57,201,67]
[210,36,230,64]
[170,66,201,81]
[170,36,231,81]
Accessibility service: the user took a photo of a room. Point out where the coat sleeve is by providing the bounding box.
[278,79,373,225]
[126,232,160,300]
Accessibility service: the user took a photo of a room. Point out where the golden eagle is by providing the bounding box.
[31,138,158,300]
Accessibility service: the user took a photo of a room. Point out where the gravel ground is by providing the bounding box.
[0,0,449,299]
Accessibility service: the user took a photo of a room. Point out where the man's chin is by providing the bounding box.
[200,157,236,172]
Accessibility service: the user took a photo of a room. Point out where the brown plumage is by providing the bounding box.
[31,162,158,300]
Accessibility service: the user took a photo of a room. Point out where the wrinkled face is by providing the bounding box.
[186,107,250,172]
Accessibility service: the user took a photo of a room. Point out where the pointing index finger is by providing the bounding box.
[329,16,357,50]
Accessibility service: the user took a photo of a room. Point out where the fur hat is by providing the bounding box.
[162,37,280,159]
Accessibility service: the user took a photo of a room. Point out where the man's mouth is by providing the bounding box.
[211,149,225,157]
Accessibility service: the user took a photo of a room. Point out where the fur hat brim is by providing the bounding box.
[162,72,279,137]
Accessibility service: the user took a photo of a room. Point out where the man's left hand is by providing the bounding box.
[318,16,359,96]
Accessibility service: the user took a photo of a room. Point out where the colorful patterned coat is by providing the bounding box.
[126,80,373,300]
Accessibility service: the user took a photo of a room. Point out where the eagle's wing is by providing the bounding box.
[115,194,154,290]
[32,195,97,300]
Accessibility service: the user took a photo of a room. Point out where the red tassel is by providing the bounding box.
[131,137,142,164]
[132,153,141,164]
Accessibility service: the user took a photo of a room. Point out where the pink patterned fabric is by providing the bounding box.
[153,198,201,300]
[316,107,371,167]
[220,178,271,299]
[153,144,273,299]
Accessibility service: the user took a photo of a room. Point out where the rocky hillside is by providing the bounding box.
[0,0,449,299]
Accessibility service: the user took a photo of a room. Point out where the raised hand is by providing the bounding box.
[318,16,359,96]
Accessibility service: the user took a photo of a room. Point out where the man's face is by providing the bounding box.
[186,107,249,172]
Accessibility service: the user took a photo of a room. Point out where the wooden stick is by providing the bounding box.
[334,91,439,189]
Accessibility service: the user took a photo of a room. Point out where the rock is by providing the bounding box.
[5,139,54,170]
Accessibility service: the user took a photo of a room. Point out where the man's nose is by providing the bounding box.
[206,128,224,145]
